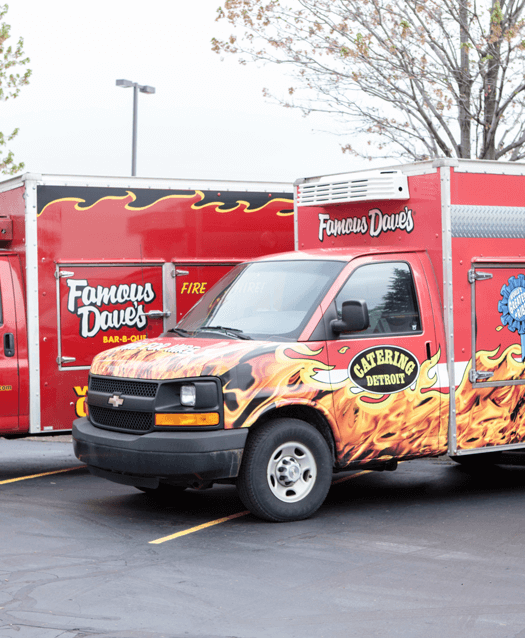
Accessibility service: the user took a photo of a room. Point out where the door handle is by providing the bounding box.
[3,333,14,357]
[144,310,171,319]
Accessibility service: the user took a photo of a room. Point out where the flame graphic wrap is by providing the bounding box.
[333,343,525,458]
[455,344,525,449]
[91,340,337,429]
[91,339,447,467]
[220,344,336,430]
[38,190,293,217]
[332,349,443,465]
[90,339,266,382]
[91,335,525,465]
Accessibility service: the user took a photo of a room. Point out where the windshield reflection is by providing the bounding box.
[177,260,344,341]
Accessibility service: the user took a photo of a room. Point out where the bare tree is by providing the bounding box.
[0,4,30,174]
[213,0,525,161]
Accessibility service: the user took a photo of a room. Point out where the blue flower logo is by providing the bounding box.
[498,274,525,362]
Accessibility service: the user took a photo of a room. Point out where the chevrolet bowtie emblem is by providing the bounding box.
[108,394,124,407]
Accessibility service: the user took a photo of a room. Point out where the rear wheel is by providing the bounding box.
[237,418,332,522]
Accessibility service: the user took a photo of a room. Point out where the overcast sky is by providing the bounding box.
[1,0,380,186]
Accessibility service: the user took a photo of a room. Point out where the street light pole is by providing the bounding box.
[131,82,139,177]
[116,79,156,177]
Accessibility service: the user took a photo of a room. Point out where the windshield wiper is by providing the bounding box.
[196,326,252,340]
[167,327,192,337]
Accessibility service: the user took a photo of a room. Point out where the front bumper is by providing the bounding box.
[73,417,248,488]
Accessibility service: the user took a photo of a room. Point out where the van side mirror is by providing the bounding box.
[331,300,369,334]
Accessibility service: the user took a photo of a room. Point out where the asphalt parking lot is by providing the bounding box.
[2,437,525,638]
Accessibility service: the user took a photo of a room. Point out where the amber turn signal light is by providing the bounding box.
[155,413,220,427]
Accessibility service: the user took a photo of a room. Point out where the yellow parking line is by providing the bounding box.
[150,470,375,544]
[331,469,372,484]
[0,466,85,485]
[149,510,250,544]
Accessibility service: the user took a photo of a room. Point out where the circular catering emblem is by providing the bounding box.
[498,274,525,363]
[348,345,420,395]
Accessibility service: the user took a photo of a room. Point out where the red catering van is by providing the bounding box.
[73,159,525,521]
[0,173,293,437]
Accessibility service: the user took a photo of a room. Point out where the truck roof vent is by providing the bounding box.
[297,170,409,206]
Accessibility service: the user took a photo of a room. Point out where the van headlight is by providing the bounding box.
[180,384,197,407]
[154,379,222,428]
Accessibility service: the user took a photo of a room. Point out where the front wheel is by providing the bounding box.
[237,418,333,522]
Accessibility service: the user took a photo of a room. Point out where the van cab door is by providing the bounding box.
[324,254,442,467]
[0,256,19,432]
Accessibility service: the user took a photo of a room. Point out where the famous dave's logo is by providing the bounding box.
[318,207,414,242]
[349,345,420,394]
[66,279,156,338]
[499,274,525,362]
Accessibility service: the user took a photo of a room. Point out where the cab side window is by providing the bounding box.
[335,262,421,336]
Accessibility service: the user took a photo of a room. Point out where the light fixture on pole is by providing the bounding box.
[116,79,156,177]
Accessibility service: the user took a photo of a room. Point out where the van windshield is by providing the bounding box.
[177,260,344,341]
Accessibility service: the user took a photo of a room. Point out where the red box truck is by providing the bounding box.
[73,159,525,521]
[0,173,293,437]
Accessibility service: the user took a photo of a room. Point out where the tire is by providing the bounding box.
[237,418,333,522]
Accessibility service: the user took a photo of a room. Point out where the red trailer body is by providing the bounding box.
[295,158,525,458]
[0,173,293,436]
[72,159,525,521]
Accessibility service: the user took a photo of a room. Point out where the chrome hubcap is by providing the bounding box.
[267,441,317,503]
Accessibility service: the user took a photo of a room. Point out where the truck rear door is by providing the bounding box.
[57,264,168,368]
[0,256,19,431]
[465,259,525,449]
[324,254,442,466]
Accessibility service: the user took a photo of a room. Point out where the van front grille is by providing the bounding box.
[89,405,153,432]
[89,377,158,398]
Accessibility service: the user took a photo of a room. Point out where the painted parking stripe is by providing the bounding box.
[331,469,372,484]
[149,470,373,544]
[149,510,250,544]
[0,466,85,485]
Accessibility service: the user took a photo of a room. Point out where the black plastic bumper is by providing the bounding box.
[72,417,249,488]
